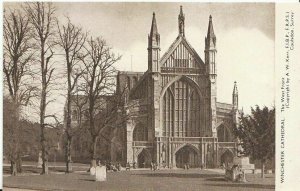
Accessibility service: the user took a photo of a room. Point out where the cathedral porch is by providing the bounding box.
[153,137,237,169]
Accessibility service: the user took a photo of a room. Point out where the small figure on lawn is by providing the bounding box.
[126,162,130,171]
[116,163,121,171]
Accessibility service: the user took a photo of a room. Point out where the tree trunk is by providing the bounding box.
[43,160,49,175]
[91,136,98,168]
[65,77,72,173]
[15,103,22,174]
[17,155,22,173]
[91,159,97,168]
[65,137,72,173]
[11,160,17,176]
[40,118,48,174]
[261,160,265,178]
[40,42,48,175]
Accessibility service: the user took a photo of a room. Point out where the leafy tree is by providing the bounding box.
[233,106,275,178]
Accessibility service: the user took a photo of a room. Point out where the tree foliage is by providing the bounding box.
[233,106,275,177]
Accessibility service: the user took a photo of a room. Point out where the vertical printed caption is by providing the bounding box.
[280,10,294,184]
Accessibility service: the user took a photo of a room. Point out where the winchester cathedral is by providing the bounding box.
[69,7,240,168]
[109,6,240,169]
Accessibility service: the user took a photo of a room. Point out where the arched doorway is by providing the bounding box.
[175,145,200,168]
[220,150,234,167]
[137,149,151,168]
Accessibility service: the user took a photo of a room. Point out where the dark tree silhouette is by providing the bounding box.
[3,9,36,175]
[233,106,275,178]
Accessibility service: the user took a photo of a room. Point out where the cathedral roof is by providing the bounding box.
[216,102,233,112]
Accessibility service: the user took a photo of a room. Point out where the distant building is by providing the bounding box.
[64,95,116,162]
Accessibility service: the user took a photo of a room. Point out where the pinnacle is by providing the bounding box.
[150,12,158,36]
[207,15,215,38]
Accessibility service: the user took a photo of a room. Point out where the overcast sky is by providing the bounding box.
[4,2,275,121]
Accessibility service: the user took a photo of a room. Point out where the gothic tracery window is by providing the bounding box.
[163,89,174,136]
[217,124,232,142]
[162,78,201,137]
[133,123,148,141]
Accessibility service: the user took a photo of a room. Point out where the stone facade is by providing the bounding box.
[111,7,241,169]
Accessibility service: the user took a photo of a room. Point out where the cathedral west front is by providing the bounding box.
[112,6,240,169]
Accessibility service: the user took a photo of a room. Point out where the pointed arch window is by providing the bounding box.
[163,89,174,136]
[217,124,232,142]
[133,123,148,141]
[162,78,202,137]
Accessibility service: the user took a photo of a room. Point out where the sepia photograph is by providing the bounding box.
[2,2,277,191]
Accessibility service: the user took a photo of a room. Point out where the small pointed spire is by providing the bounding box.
[232,81,238,110]
[233,81,238,94]
[148,12,160,48]
[207,15,215,38]
[178,6,185,36]
[150,12,158,36]
[205,15,216,49]
[180,5,184,15]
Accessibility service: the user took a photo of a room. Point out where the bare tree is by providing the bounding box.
[57,18,86,173]
[3,9,36,175]
[78,37,121,167]
[25,2,57,175]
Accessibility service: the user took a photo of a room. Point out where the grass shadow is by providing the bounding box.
[80,178,95,182]
[205,177,227,182]
[133,173,223,179]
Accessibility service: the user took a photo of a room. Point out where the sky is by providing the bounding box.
[4,2,275,121]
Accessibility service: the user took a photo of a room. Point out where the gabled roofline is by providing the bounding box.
[159,35,205,68]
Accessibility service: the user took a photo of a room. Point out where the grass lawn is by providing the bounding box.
[3,169,275,191]
[3,162,89,175]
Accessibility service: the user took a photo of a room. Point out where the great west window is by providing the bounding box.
[162,78,202,137]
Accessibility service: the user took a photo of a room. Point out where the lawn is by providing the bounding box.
[3,169,275,191]
[3,162,89,175]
